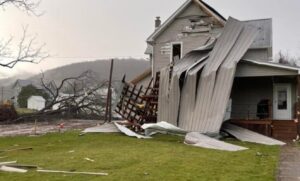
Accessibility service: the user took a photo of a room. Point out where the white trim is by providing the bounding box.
[242,59,300,73]
[170,42,183,63]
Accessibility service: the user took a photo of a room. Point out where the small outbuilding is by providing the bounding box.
[27,96,46,111]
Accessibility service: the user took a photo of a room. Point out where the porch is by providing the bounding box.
[229,75,300,140]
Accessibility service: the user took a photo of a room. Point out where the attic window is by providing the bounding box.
[171,43,182,63]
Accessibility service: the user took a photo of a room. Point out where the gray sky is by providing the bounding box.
[1,0,300,78]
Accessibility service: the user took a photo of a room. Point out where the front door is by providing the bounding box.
[273,84,292,120]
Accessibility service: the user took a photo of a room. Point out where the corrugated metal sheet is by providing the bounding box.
[179,56,208,130]
[185,132,248,151]
[203,20,258,133]
[157,66,171,124]
[158,17,259,134]
[222,123,285,145]
[158,48,211,125]
[182,17,258,133]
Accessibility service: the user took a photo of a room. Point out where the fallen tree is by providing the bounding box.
[14,70,108,122]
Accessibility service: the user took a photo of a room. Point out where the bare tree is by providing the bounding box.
[0,26,48,68]
[277,50,298,67]
[0,0,47,69]
[14,71,107,121]
[0,0,41,15]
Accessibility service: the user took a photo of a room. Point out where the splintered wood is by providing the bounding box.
[115,73,160,131]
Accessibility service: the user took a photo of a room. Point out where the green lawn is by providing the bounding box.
[16,108,36,115]
[0,132,280,181]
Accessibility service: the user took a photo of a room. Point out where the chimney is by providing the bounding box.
[155,17,161,29]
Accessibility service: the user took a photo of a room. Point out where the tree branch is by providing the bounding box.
[0,26,49,68]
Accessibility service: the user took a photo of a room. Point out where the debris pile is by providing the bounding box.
[115,73,160,131]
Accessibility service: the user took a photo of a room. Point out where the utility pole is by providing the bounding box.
[1,87,3,104]
[105,59,114,123]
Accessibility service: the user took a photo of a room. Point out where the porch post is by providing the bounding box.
[296,75,300,137]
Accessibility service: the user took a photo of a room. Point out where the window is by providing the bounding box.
[171,43,182,63]
[277,90,287,110]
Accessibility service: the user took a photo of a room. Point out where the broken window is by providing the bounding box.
[172,43,182,63]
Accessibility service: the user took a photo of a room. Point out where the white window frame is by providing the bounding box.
[170,42,183,63]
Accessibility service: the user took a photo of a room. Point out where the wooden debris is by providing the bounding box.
[115,72,160,131]
[37,169,108,176]
[0,166,27,173]
[6,164,38,169]
[84,158,95,162]
[0,147,33,153]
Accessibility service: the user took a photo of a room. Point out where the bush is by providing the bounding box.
[17,85,49,108]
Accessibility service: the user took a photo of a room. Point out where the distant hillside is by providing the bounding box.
[0,72,34,87]
[29,59,150,84]
[0,59,150,100]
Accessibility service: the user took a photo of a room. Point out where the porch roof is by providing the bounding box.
[235,59,300,77]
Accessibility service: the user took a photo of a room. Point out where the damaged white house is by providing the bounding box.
[131,0,300,141]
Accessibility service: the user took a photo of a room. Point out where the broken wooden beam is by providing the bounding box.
[0,147,33,153]
[37,169,108,176]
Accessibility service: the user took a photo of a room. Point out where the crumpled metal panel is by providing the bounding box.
[179,55,208,130]
[158,17,259,134]
[158,50,210,125]
[191,17,246,133]
[223,123,285,145]
[185,132,248,151]
[157,66,171,124]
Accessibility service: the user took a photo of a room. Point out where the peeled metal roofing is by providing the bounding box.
[185,132,248,151]
[201,20,258,133]
[158,47,211,125]
[222,123,285,146]
[157,66,171,124]
[242,59,300,72]
[158,17,259,134]
[179,56,208,130]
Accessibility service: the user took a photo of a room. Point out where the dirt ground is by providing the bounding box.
[277,144,300,181]
[0,119,102,137]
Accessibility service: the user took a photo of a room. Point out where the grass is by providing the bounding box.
[16,108,36,115]
[0,132,280,181]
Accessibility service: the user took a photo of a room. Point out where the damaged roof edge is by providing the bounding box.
[146,0,226,43]
[242,59,300,74]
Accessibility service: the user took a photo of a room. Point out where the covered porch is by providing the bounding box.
[228,60,300,140]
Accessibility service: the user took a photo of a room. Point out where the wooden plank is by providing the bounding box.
[37,169,108,176]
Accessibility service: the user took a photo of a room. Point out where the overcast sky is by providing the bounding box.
[1,0,300,78]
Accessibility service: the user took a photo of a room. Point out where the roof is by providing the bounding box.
[242,59,300,73]
[146,0,226,43]
[28,96,45,102]
[243,19,272,49]
[130,68,152,85]
[12,79,32,88]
